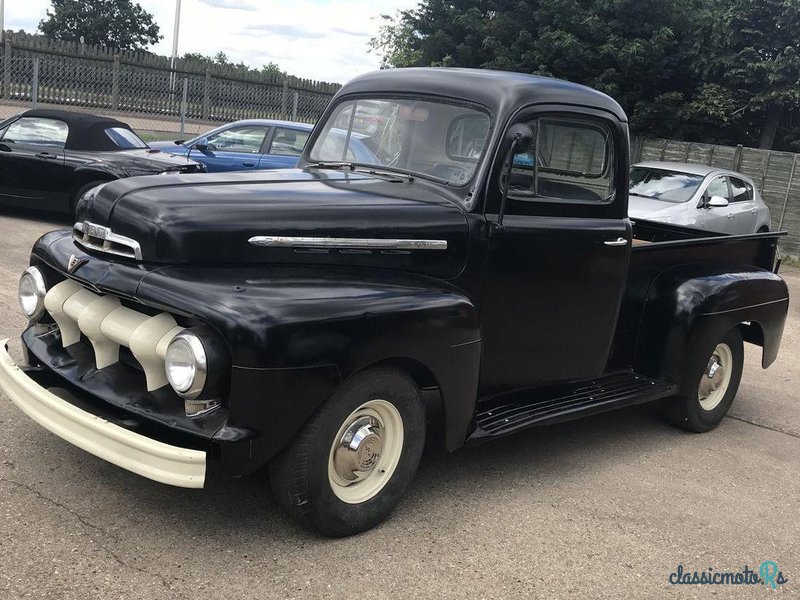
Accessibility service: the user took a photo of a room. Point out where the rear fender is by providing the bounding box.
[634,263,789,394]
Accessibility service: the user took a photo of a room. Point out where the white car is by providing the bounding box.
[628,161,771,234]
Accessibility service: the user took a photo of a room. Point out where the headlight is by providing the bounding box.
[18,267,47,321]
[165,332,208,399]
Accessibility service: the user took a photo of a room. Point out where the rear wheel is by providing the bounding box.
[665,328,744,432]
[269,367,426,537]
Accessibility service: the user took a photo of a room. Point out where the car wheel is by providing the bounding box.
[71,180,109,216]
[665,328,744,433]
[757,225,770,233]
[269,366,426,537]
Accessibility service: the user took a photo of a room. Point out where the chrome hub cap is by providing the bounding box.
[333,416,384,482]
[698,343,733,411]
[328,399,404,504]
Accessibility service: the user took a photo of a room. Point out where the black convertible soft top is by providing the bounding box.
[18,109,137,151]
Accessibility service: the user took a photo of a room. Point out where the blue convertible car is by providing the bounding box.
[149,119,314,172]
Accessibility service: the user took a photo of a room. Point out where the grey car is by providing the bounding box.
[628,161,771,234]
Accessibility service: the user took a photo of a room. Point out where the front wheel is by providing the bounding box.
[269,367,426,537]
[665,328,744,432]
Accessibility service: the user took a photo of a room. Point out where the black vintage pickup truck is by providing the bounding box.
[1,68,789,537]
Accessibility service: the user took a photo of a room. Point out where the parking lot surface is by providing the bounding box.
[0,208,797,599]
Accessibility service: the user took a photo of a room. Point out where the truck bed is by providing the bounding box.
[608,219,786,371]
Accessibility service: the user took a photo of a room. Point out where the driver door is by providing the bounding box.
[479,108,631,395]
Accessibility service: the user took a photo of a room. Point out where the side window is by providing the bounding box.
[206,126,268,153]
[3,117,69,148]
[706,176,731,200]
[506,117,613,203]
[270,128,310,156]
[729,177,752,203]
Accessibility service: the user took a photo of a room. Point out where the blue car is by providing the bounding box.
[149,119,313,172]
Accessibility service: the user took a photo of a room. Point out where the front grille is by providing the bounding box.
[43,279,183,391]
[73,221,142,261]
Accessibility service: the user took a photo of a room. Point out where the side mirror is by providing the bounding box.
[496,123,535,229]
[707,195,729,208]
[505,123,534,154]
[192,138,210,153]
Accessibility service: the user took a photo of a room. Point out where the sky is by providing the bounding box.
[3,0,418,84]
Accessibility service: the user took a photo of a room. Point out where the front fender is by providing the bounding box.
[135,265,482,454]
[634,263,789,393]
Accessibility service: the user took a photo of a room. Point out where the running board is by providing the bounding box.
[471,371,677,440]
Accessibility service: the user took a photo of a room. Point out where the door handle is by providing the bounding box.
[604,237,629,247]
[241,162,256,167]
[35,152,57,160]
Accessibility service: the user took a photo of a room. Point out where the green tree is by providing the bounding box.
[371,0,800,150]
[716,0,800,149]
[39,0,161,51]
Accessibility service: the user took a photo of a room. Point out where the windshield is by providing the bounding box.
[630,167,705,203]
[308,97,491,186]
[106,127,148,149]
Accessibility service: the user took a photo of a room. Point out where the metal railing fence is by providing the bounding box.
[0,54,335,137]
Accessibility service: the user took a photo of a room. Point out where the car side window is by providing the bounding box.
[206,126,268,154]
[270,128,310,156]
[706,176,731,200]
[505,117,613,204]
[729,177,752,203]
[3,117,69,148]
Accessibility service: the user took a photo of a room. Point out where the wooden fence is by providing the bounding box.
[633,137,800,257]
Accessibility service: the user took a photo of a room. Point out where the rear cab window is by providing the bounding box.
[1,117,69,148]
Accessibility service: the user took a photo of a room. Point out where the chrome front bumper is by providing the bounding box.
[0,339,206,488]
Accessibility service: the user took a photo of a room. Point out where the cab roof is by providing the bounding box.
[338,68,628,123]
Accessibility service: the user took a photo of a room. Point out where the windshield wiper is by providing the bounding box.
[360,168,414,182]
[306,161,357,171]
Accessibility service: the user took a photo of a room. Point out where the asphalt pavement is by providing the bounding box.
[0,207,797,599]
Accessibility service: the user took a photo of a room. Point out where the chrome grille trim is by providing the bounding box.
[73,221,143,261]
[248,236,448,251]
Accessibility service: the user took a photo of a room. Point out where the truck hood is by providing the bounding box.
[628,195,689,220]
[74,169,470,279]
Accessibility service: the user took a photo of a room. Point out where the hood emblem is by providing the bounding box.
[67,254,89,273]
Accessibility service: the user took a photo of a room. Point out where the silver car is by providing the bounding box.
[628,161,771,234]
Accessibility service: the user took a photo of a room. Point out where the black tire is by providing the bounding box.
[71,180,109,216]
[269,367,426,537]
[665,327,744,433]
[757,225,770,233]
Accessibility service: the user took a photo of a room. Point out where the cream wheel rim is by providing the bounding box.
[328,399,404,504]
[698,343,733,411]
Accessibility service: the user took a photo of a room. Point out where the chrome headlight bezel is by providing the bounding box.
[18,266,48,322]
[165,331,208,400]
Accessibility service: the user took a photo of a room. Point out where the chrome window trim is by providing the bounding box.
[248,236,448,251]
[73,221,143,261]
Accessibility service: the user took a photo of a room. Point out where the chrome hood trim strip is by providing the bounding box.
[248,236,448,251]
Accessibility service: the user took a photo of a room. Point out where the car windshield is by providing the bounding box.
[105,127,148,149]
[630,167,705,203]
[308,97,491,186]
